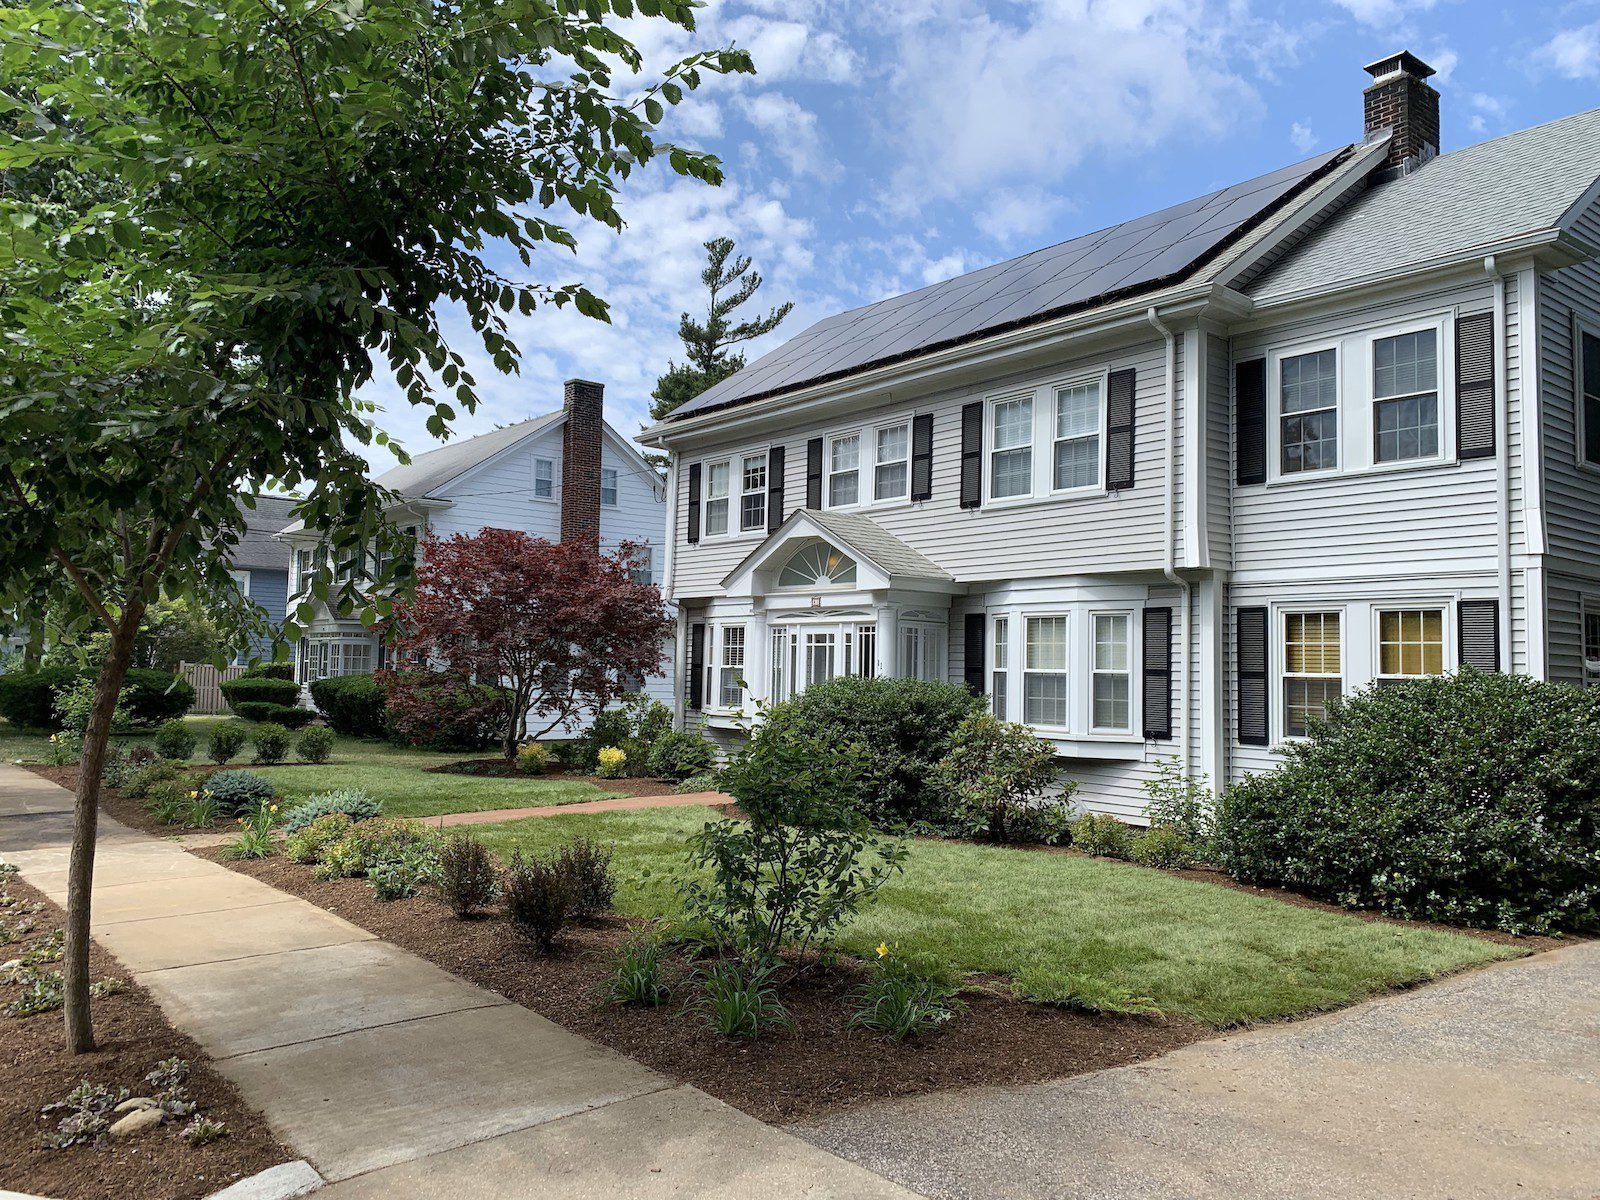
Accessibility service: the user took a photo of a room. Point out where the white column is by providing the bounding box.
[876,603,899,678]
[1195,573,1228,794]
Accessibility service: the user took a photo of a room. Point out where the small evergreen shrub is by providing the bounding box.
[596,746,626,778]
[153,719,196,761]
[220,675,301,707]
[646,730,715,780]
[281,788,380,833]
[232,701,315,728]
[0,667,79,728]
[1213,669,1600,934]
[200,770,276,816]
[1072,812,1137,859]
[308,672,388,738]
[1128,826,1197,870]
[296,725,336,764]
[119,669,195,725]
[125,759,183,800]
[674,771,722,795]
[241,662,295,681]
[433,833,499,917]
[503,849,575,953]
[515,742,551,774]
[250,722,291,764]
[556,836,616,917]
[207,720,249,764]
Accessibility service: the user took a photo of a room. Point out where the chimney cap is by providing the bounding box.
[1363,50,1436,83]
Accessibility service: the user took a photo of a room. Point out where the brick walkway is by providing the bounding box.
[413,789,732,828]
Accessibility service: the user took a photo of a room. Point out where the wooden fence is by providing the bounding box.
[179,662,248,715]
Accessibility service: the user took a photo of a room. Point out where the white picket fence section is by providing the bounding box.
[179,662,248,715]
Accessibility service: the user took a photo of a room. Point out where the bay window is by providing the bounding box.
[828,435,860,507]
[1280,348,1338,474]
[740,453,768,531]
[1284,611,1342,736]
[1091,613,1131,731]
[1376,608,1444,679]
[990,396,1033,499]
[1023,615,1068,726]
[716,625,746,708]
[704,461,730,537]
[1372,330,1439,463]
[874,424,910,501]
[1053,382,1102,490]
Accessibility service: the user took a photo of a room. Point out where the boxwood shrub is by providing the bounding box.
[221,675,301,707]
[1214,669,1600,934]
[231,701,315,729]
[757,677,984,828]
[309,673,388,739]
[120,669,195,724]
[0,667,192,729]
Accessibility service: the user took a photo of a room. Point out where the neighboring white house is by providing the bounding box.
[641,53,1600,821]
[281,379,675,734]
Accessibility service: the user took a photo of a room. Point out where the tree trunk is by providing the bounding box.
[63,617,140,1054]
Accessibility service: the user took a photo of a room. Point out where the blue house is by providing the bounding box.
[228,495,295,663]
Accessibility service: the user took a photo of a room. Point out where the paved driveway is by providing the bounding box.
[793,939,1600,1200]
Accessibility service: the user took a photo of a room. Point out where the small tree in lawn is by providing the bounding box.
[391,530,671,760]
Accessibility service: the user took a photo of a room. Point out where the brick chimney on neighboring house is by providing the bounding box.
[560,378,604,548]
[1363,51,1440,176]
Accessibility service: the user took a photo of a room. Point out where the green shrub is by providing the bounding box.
[565,694,673,774]
[297,725,336,764]
[308,673,387,738]
[1128,826,1197,870]
[120,669,195,725]
[207,720,249,765]
[603,931,670,1006]
[849,950,965,1040]
[503,848,575,953]
[759,676,983,827]
[515,742,551,774]
[102,745,138,788]
[693,954,792,1038]
[383,670,510,750]
[596,745,626,778]
[232,701,315,728]
[1141,758,1215,858]
[285,813,353,865]
[0,666,189,729]
[369,847,436,901]
[313,838,366,880]
[1072,812,1137,859]
[144,780,191,825]
[240,662,294,681]
[125,759,183,800]
[433,833,499,918]
[339,818,439,876]
[251,722,292,764]
[555,836,616,917]
[646,730,715,781]
[0,667,79,728]
[153,720,196,761]
[674,771,722,795]
[54,676,132,735]
[1213,669,1600,934]
[927,712,1070,843]
[200,770,276,816]
[220,675,301,707]
[281,788,379,833]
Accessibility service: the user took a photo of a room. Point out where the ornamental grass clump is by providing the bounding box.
[693,953,792,1038]
[849,945,965,1040]
[603,929,670,1006]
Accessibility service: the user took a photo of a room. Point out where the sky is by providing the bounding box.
[353,0,1600,474]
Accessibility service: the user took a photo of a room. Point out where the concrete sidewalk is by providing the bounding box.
[794,939,1600,1200]
[0,763,916,1198]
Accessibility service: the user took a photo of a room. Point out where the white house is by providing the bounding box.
[641,53,1600,820]
[281,379,675,733]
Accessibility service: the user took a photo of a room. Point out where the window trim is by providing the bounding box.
[1278,607,1345,741]
[990,616,1009,720]
[708,623,747,712]
[533,457,555,501]
[982,369,1110,507]
[1581,597,1600,687]
[1021,613,1070,731]
[600,467,619,508]
[872,421,912,504]
[1371,605,1450,682]
[738,452,768,532]
[1089,610,1133,734]
[692,446,770,541]
[1049,377,1108,497]
[1574,315,1600,476]
[824,431,862,509]
[1369,325,1443,467]
[1269,340,1342,479]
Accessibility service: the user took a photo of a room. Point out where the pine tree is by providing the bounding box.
[649,237,793,422]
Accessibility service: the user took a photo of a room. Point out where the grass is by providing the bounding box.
[469,807,1519,1028]
[2,716,614,819]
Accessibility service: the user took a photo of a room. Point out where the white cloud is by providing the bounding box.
[1289,121,1317,153]
[975,186,1074,246]
[1465,92,1508,135]
[1331,0,1438,25]
[1538,22,1600,79]
[737,91,841,179]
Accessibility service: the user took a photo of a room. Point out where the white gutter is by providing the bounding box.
[1148,306,1190,777]
[1486,256,1513,672]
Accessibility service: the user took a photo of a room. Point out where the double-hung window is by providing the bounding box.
[1284,612,1342,736]
[534,458,554,499]
[1581,330,1600,468]
[628,546,654,587]
[990,617,1009,719]
[600,468,618,507]
[740,453,767,531]
[1091,613,1131,731]
[704,461,730,536]
[1023,615,1068,727]
[1376,608,1444,679]
[874,424,910,501]
[1372,330,1439,463]
[1053,382,1102,490]
[828,435,860,507]
[990,396,1033,499]
[717,625,745,708]
[1280,349,1338,474]
[1584,605,1600,686]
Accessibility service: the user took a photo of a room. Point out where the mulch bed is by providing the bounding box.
[429,759,683,798]
[203,851,1204,1125]
[0,876,293,1200]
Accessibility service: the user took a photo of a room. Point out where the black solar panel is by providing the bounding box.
[669,146,1350,420]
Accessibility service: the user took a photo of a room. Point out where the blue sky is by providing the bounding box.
[356,0,1600,471]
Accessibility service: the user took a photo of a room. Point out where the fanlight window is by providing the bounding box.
[776,543,857,589]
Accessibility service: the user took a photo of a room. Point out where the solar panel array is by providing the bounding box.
[671,146,1348,420]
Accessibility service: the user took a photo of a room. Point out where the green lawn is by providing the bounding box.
[1,714,232,764]
[469,807,1518,1027]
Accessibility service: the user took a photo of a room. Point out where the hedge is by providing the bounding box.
[309,673,388,739]
[220,676,301,707]
[231,701,316,729]
[0,667,193,729]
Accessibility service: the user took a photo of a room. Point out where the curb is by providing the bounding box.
[207,1161,324,1199]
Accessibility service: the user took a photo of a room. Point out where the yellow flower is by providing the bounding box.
[876,942,890,959]
[188,791,198,799]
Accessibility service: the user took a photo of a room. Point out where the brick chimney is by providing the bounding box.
[1363,51,1440,176]
[560,378,604,548]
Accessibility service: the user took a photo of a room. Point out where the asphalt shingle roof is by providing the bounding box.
[230,495,296,571]
[372,409,565,499]
[797,510,952,582]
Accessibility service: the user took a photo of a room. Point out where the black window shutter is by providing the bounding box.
[959,401,983,509]
[1236,606,1270,746]
[1106,368,1137,491]
[805,438,823,509]
[766,445,785,532]
[911,413,934,501]
[963,612,986,695]
[687,623,706,711]
[686,463,702,544]
[1142,607,1173,740]
[1456,311,1495,460]
[1236,358,1267,486]
[1458,599,1500,672]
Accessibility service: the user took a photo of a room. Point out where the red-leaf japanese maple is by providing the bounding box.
[392,529,671,759]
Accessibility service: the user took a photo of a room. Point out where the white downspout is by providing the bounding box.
[1485,257,1513,672]
[1148,306,1190,777]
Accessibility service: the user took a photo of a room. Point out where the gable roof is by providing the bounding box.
[230,495,296,572]
[665,145,1353,422]
[722,508,953,591]
[373,409,566,500]
[1249,107,1600,302]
